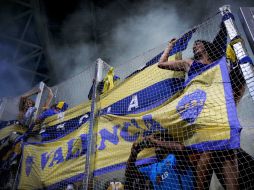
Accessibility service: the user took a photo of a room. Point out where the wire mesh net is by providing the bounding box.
[50,65,95,108]
[15,71,97,190]
[92,13,254,190]
[0,83,45,189]
[0,60,95,189]
[1,8,254,190]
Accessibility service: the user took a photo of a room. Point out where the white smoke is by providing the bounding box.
[48,0,254,80]
[103,3,189,66]
[48,43,97,83]
[47,0,254,128]
[2,0,253,96]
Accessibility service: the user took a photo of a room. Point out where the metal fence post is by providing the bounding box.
[84,58,104,190]
[33,81,45,121]
[0,98,7,120]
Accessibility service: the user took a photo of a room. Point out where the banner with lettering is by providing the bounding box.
[0,120,26,141]
[18,122,88,189]
[18,57,241,189]
[95,57,241,175]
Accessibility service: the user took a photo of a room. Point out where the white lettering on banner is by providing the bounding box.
[56,123,65,130]
[79,114,88,125]
[128,95,139,111]
[57,112,65,121]
[107,107,111,113]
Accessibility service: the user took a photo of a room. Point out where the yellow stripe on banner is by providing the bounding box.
[0,124,26,140]
[36,63,184,129]
[39,63,183,128]
[95,115,156,171]
[100,63,185,109]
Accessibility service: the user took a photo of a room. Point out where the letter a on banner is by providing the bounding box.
[128,95,139,111]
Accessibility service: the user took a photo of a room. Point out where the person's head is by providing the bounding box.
[193,40,217,62]
[23,98,35,111]
[49,103,57,109]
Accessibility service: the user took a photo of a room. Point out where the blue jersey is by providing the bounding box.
[188,61,207,79]
[139,154,194,190]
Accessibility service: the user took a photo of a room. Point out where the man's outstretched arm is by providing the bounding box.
[147,135,184,151]
[125,139,155,189]
[125,142,142,189]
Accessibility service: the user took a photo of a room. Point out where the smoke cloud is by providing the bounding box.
[1,0,254,96]
[47,0,254,128]
[48,0,254,81]
[48,0,192,80]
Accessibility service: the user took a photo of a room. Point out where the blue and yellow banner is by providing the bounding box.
[19,100,91,189]
[18,121,88,189]
[0,120,26,141]
[95,56,241,174]
[18,57,241,189]
[145,28,196,67]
